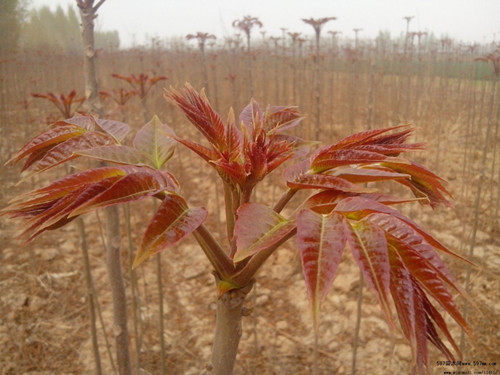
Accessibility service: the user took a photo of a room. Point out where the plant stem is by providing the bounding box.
[233,228,296,286]
[273,188,297,213]
[210,277,253,375]
[223,183,235,248]
[193,224,235,278]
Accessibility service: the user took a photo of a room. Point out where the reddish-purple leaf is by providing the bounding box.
[297,209,347,327]
[311,149,405,173]
[418,285,461,359]
[7,125,85,165]
[94,118,131,142]
[287,173,371,193]
[389,252,420,367]
[27,177,121,238]
[239,98,262,132]
[69,170,170,216]
[11,167,127,204]
[333,167,410,183]
[334,197,471,264]
[166,84,226,150]
[345,219,394,327]
[76,145,151,166]
[21,131,114,178]
[233,203,296,262]
[304,191,422,215]
[58,114,96,131]
[326,125,408,151]
[365,213,459,287]
[380,161,452,207]
[392,239,472,337]
[174,137,219,162]
[134,193,207,268]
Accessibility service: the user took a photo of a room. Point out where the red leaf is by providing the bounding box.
[297,209,347,327]
[21,131,114,177]
[76,145,152,166]
[365,213,459,286]
[392,239,472,336]
[134,194,207,268]
[69,170,172,216]
[7,125,85,165]
[389,252,421,369]
[7,167,127,208]
[380,161,452,207]
[327,125,408,151]
[334,197,471,264]
[311,149,404,173]
[174,137,219,162]
[304,191,425,215]
[166,84,226,150]
[287,173,371,193]
[333,167,410,183]
[345,219,394,327]
[233,203,296,262]
[94,118,131,142]
[26,177,121,238]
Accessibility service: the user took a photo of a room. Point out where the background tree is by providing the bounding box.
[303,17,336,138]
[0,0,25,56]
[186,32,216,93]
[232,15,263,96]
[20,5,119,52]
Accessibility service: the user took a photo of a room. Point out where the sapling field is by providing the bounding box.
[0,1,498,374]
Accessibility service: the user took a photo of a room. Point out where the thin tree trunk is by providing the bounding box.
[210,278,253,375]
[78,2,131,374]
[104,208,131,375]
[78,217,103,375]
[124,205,141,373]
[156,253,166,375]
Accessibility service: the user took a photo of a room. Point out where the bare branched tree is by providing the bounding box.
[353,28,363,49]
[186,32,216,91]
[302,17,336,138]
[232,15,263,52]
[232,15,263,97]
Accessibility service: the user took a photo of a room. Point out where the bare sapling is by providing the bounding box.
[303,17,336,139]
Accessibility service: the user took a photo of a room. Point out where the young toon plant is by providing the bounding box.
[31,90,86,119]
[3,84,474,375]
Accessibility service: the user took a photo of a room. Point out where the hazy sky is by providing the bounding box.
[31,0,499,47]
